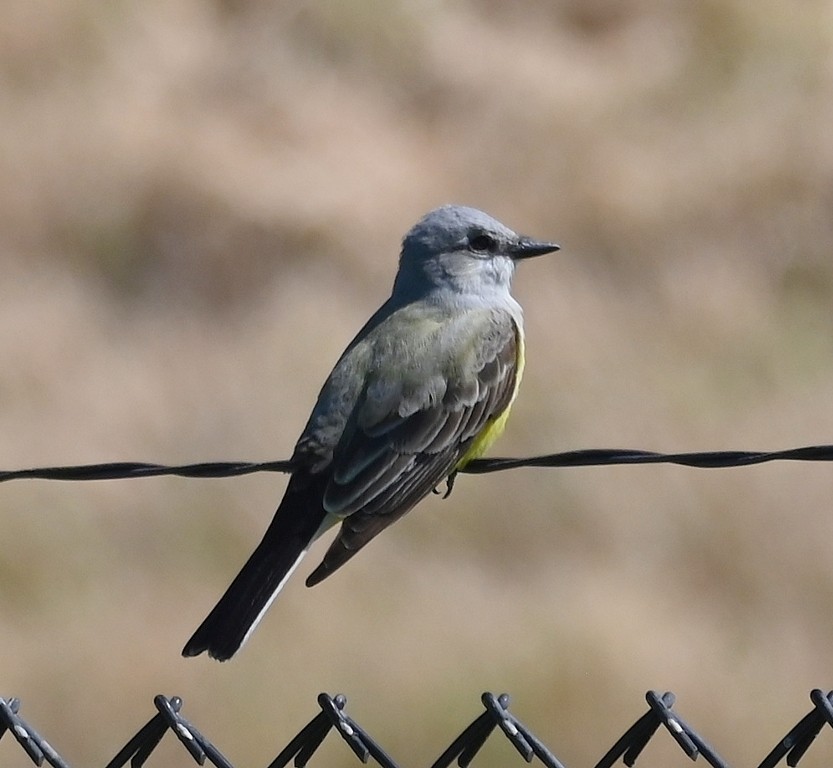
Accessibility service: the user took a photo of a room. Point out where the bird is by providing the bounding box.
[182,205,559,660]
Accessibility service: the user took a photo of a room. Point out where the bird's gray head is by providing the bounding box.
[393,205,559,300]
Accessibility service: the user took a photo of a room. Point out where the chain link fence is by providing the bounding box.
[2,688,833,768]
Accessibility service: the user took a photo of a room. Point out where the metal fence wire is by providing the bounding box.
[2,444,833,485]
[2,689,833,768]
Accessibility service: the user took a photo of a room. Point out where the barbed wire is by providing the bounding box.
[0,444,831,484]
[2,689,832,768]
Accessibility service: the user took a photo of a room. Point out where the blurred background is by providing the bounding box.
[1,0,832,765]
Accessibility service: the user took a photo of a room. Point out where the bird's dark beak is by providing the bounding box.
[510,237,560,261]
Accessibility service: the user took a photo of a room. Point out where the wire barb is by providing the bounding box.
[0,697,70,768]
[103,695,232,768]
[267,693,399,768]
[430,692,565,768]
[594,690,727,768]
[758,689,833,768]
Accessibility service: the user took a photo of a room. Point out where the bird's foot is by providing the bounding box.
[432,471,457,499]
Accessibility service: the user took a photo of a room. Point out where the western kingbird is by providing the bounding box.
[183,205,559,660]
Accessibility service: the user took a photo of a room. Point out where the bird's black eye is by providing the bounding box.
[469,232,497,253]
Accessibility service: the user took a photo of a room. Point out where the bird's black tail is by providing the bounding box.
[182,475,326,661]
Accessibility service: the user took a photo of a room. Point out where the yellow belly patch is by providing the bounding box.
[454,323,525,470]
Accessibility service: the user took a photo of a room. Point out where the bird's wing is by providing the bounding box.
[305,307,520,585]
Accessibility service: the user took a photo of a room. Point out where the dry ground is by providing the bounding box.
[1,1,832,765]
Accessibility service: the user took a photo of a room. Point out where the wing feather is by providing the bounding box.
[306,307,522,585]
[324,452,415,515]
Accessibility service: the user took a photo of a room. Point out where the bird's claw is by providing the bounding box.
[435,472,456,499]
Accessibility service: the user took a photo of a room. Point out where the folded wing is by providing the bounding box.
[305,309,520,586]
